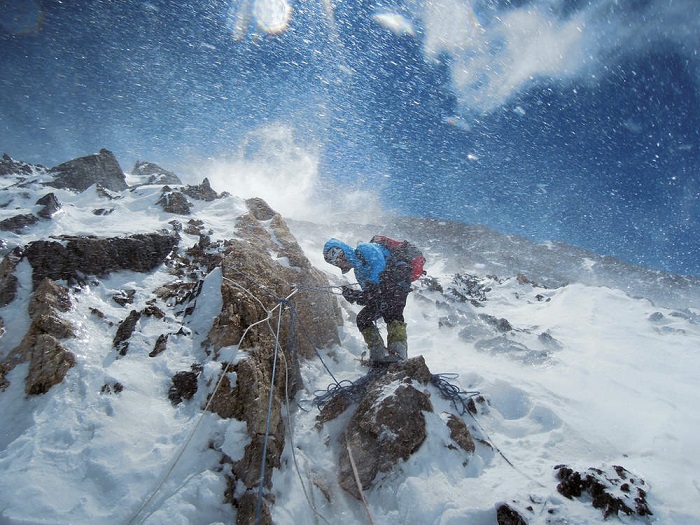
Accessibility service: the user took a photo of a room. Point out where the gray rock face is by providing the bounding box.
[203,198,341,525]
[0,278,76,395]
[24,232,179,287]
[338,357,433,499]
[156,188,192,215]
[0,248,23,307]
[131,161,182,186]
[36,193,62,218]
[315,356,477,501]
[0,213,38,233]
[47,148,127,192]
[182,177,225,202]
[0,153,37,176]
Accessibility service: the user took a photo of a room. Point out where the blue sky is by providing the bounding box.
[1,0,699,276]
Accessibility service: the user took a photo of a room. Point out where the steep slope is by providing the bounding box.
[0,152,699,525]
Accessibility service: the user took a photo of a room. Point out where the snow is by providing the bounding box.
[1,168,700,524]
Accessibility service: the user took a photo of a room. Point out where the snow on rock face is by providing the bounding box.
[0,151,343,523]
[1,278,75,394]
[1,149,699,524]
[47,148,128,193]
[130,160,183,187]
[316,356,478,502]
[24,233,179,287]
[201,197,341,524]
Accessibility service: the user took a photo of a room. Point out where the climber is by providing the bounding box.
[323,237,412,366]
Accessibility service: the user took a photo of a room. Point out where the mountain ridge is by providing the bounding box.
[0,149,698,524]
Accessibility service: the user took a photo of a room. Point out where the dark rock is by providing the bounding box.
[96,185,121,200]
[184,219,204,235]
[143,304,165,318]
[0,248,22,306]
[101,382,124,394]
[233,490,272,525]
[0,278,76,395]
[448,273,492,305]
[149,333,168,357]
[29,278,72,316]
[24,334,76,395]
[89,307,108,321]
[156,188,192,215]
[131,161,182,185]
[113,310,142,356]
[112,289,136,306]
[24,232,179,288]
[556,464,652,519]
[648,311,664,322]
[496,503,528,525]
[338,357,434,499]
[36,193,62,218]
[0,153,37,176]
[0,213,38,233]
[168,366,201,404]
[446,413,475,453]
[201,204,340,522]
[182,177,222,202]
[93,208,114,216]
[32,312,75,340]
[317,357,477,501]
[246,197,276,221]
[47,148,127,192]
[479,313,513,332]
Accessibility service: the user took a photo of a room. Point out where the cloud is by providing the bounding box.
[200,123,386,224]
[418,0,700,113]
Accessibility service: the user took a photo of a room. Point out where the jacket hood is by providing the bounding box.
[323,238,354,273]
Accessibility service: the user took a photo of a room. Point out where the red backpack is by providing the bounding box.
[370,235,426,282]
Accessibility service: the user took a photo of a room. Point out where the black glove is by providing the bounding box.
[341,286,364,304]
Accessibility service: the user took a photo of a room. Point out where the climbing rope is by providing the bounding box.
[430,373,481,415]
[125,270,298,525]
[221,265,342,524]
[254,299,286,524]
[278,329,333,525]
[223,256,551,516]
[345,430,376,525]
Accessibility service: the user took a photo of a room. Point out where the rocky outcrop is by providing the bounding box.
[36,193,62,218]
[0,153,37,176]
[183,177,225,202]
[0,248,22,307]
[47,148,127,192]
[168,364,203,404]
[0,278,76,395]
[24,232,179,287]
[556,464,652,519]
[113,310,142,356]
[496,503,529,525]
[203,198,340,525]
[156,187,192,215]
[156,178,231,216]
[206,199,340,358]
[0,213,38,233]
[131,161,182,186]
[316,356,476,501]
[338,358,433,498]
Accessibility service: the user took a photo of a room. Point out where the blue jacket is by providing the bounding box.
[324,238,389,291]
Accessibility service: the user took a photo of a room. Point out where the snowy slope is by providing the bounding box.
[0,163,699,525]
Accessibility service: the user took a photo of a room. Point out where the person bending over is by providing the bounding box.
[323,237,411,366]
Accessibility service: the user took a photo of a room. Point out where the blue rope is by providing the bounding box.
[430,373,480,415]
[312,370,480,414]
[312,374,375,408]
